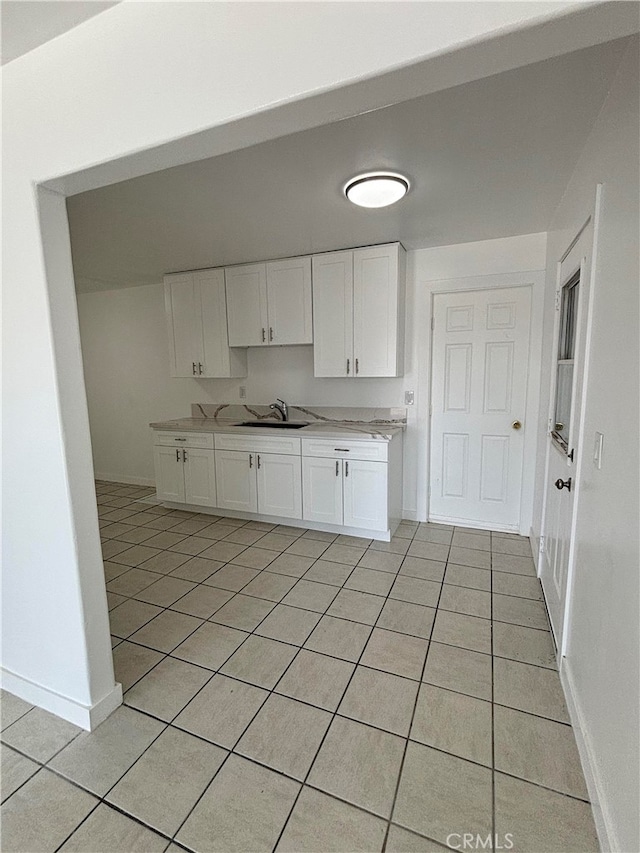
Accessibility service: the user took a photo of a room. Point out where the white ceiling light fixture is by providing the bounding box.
[344,171,409,208]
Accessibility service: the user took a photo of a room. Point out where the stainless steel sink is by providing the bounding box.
[236,421,309,429]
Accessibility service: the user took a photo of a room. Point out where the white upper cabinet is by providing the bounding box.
[353,244,405,378]
[165,269,247,378]
[166,273,200,377]
[266,257,312,345]
[225,263,268,347]
[312,243,405,378]
[312,251,353,377]
[225,257,312,347]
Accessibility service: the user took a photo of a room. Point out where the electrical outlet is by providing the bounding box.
[404,390,415,406]
[239,386,246,399]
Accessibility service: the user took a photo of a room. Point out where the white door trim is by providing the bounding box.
[539,185,603,657]
[419,270,545,534]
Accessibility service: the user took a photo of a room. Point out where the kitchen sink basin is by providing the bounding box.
[236,421,309,429]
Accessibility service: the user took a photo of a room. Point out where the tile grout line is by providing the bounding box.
[269,523,434,853]
[380,532,451,851]
[15,483,558,850]
[159,544,377,847]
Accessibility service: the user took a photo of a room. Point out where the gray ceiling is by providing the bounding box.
[1,1,119,65]
[67,37,630,293]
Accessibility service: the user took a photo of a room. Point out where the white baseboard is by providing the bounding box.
[94,472,155,487]
[559,658,616,853]
[0,668,122,731]
[400,509,418,521]
[160,500,393,542]
[529,526,540,571]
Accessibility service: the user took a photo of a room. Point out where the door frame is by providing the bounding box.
[421,271,545,534]
[539,186,603,657]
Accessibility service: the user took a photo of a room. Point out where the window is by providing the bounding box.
[552,270,579,451]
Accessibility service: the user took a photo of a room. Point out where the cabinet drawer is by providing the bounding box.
[301,438,388,462]
[215,433,301,456]
[153,431,214,449]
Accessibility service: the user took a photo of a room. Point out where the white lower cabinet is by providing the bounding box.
[153,444,216,507]
[183,447,217,507]
[302,455,388,531]
[343,459,388,531]
[257,453,302,519]
[154,445,188,503]
[215,448,302,519]
[215,450,258,513]
[153,430,401,538]
[302,456,343,525]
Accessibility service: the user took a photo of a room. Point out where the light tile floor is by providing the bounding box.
[0,481,600,852]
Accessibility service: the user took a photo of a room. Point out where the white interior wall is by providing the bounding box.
[531,37,639,853]
[77,233,546,524]
[9,0,570,727]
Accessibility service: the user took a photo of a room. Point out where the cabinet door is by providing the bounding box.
[257,453,302,520]
[183,448,217,507]
[153,446,186,503]
[165,274,202,377]
[266,257,312,345]
[302,457,343,525]
[196,269,247,378]
[214,450,257,512]
[353,243,404,377]
[312,251,353,377]
[225,264,268,347]
[343,460,388,531]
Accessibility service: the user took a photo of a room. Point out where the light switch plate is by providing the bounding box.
[239,386,246,399]
[404,390,415,405]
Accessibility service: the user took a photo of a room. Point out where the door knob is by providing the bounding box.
[512,420,522,430]
[555,477,572,492]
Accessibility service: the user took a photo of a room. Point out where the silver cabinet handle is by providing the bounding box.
[192,362,197,375]
[249,454,253,468]
[345,461,349,477]
[335,461,339,476]
[346,358,350,375]
[355,358,359,375]
[269,327,274,342]
[257,454,261,469]
[183,450,187,462]
[198,363,204,375]
[261,328,266,343]
[176,449,181,462]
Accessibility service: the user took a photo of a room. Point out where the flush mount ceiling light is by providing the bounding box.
[344,171,409,208]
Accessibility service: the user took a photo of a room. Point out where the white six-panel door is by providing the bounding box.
[430,286,532,530]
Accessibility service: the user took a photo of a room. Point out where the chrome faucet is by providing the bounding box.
[270,398,288,421]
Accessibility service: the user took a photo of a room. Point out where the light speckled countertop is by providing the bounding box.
[149,418,404,441]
